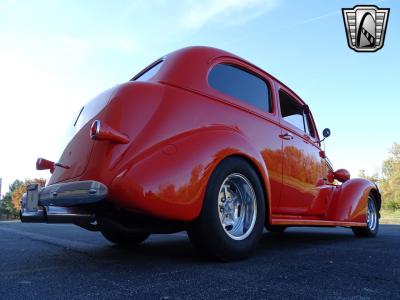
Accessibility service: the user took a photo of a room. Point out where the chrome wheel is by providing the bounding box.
[366,196,377,231]
[217,173,257,241]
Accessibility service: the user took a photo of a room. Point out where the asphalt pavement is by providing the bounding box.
[0,221,399,299]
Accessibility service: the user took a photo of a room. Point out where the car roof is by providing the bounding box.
[153,46,305,104]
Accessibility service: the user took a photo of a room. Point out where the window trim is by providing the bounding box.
[304,111,316,138]
[207,63,273,114]
[130,59,164,81]
[278,88,320,145]
[278,89,307,133]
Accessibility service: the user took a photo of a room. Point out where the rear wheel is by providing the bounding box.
[187,157,265,261]
[352,194,379,237]
[101,227,150,246]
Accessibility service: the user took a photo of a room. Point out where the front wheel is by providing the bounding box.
[352,194,379,237]
[187,157,265,261]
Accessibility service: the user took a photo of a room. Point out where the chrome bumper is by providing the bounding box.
[20,181,107,223]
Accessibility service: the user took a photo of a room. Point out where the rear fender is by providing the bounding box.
[327,178,380,223]
[109,126,271,221]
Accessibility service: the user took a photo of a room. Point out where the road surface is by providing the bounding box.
[0,222,399,299]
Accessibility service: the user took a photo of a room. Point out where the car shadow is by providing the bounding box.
[258,228,356,250]
[80,227,358,265]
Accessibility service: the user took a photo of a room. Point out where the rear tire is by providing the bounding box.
[352,194,379,238]
[187,157,265,261]
[101,228,150,246]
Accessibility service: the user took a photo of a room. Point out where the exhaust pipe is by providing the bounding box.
[20,208,46,223]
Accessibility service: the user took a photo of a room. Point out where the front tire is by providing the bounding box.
[187,157,265,261]
[352,194,379,237]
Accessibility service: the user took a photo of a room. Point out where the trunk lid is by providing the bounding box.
[48,87,117,184]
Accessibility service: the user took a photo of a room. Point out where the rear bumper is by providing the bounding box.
[20,180,108,223]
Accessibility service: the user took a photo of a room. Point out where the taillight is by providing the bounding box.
[36,158,55,170]
[36,158,55,173]
[90,120,129,144]
[36,158,70,173]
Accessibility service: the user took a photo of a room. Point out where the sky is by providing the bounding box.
[0,0,399,194]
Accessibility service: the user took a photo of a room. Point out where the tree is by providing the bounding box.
[380,143,400,211]
[358,169,379,185]
[0,178,46,218]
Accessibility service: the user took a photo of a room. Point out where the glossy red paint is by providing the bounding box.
[42,46,378,227]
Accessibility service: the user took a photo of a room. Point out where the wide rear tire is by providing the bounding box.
[187,157,265,261]
[352,194,379,238]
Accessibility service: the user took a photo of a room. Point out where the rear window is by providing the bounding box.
[133,60,164,82]
[208,64,270,112]
[74,87,115,131]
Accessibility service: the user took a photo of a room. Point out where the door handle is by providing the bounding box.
[279,132,294,140]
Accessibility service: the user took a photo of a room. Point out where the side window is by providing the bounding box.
[279,90,305,131]
[305,114,316,138]
[208,64,271,112]
[133,60,164,82]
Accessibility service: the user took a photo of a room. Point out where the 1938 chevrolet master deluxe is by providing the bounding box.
[21,46,381,261]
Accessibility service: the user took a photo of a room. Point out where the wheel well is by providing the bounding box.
[224,154,271,224]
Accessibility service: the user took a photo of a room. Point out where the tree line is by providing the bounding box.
[0,178,46,219]
[359,142,400,211]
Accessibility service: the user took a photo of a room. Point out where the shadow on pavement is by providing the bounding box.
[75,227,359,265]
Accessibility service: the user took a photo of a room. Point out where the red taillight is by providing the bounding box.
[36,158,55,173]
[90,120,129,144]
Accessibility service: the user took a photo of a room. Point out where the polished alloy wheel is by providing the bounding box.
[366,196,377,231]
[217,173,257,240]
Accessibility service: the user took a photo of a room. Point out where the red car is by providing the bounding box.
[21,46,381,261]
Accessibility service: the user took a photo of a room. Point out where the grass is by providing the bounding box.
[380,209,400,224]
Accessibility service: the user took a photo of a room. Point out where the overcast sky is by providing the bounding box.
[0,0,399,194]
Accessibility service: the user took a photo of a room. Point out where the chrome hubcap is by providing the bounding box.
[366,197,377,231]
[217,173,257,240]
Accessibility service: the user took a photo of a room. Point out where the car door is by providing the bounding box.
[277,88,328,215]
[207,61,284,214]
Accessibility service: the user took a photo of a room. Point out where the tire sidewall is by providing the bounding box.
[368,196,379,236]
[201,157,265,259]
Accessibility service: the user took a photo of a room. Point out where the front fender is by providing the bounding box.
[327,178,379,223]
[109,126,270,221]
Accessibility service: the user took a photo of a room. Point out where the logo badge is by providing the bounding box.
[342,5,390,52]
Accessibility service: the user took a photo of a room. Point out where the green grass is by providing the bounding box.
[380,209,400,224]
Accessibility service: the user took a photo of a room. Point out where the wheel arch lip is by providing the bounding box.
[331,178,381,223]
[108,125,273,222]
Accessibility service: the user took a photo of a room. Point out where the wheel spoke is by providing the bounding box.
[217,173,257,240]
[367,197,377,231]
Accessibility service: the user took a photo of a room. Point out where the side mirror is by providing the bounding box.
[320,128,331,142]
[322,128,331,138]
